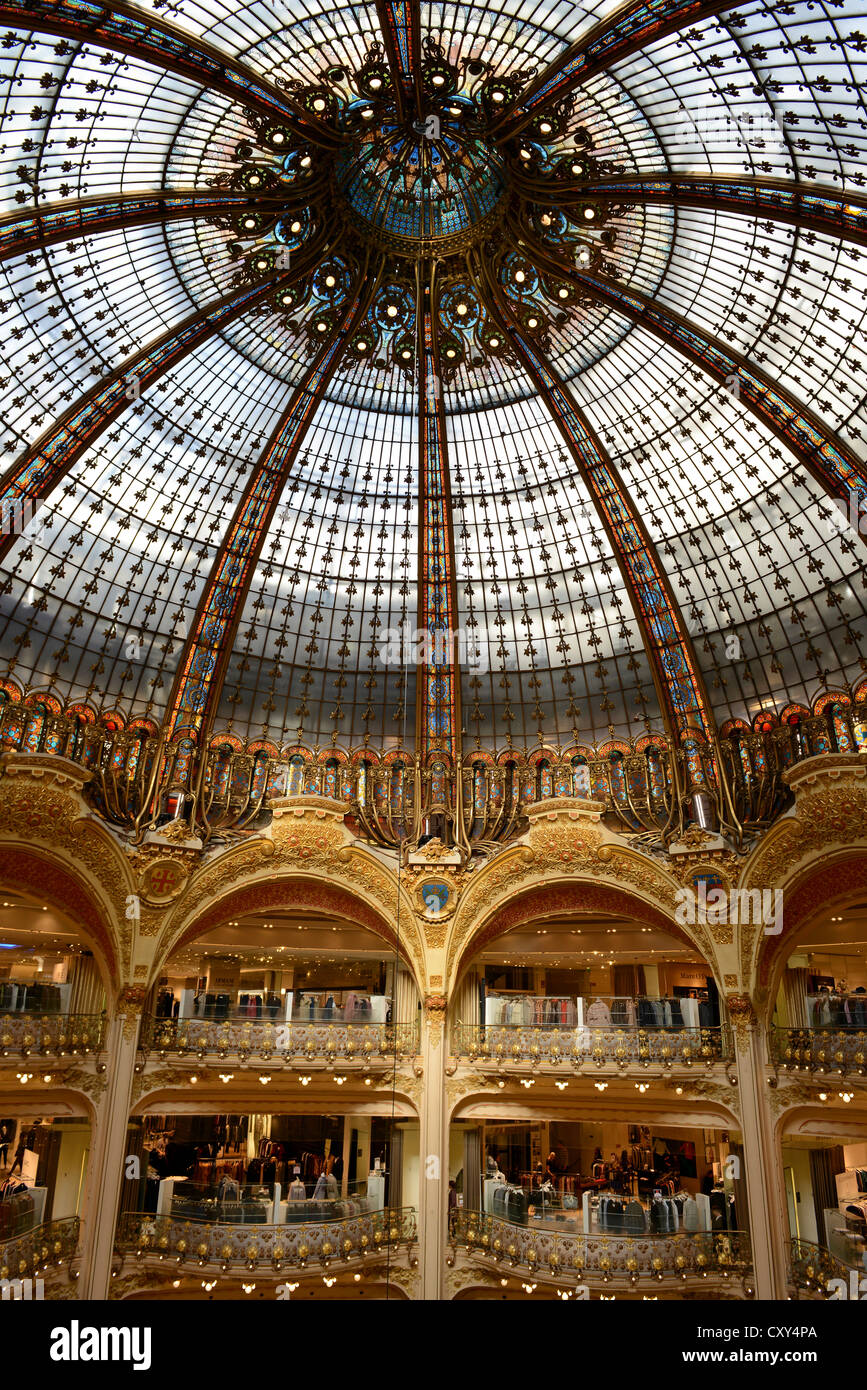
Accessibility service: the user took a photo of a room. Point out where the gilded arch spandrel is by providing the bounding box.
[151,801,425,993]
[736,754,867,1012]
[444,804,719,992]
[0,752,136,987]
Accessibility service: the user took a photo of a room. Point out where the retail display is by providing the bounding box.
[808,991,867,1027]
[0,982,70,1014]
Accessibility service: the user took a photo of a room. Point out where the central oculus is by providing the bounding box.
[335,109,506,254]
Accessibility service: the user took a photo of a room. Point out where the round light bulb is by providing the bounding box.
[432,74,445,87]
[456,302,468,316]
[313,98,326,112]
[290,220,301,233]
[317,321,328,332]
[370,76,382,91]
[558,287,569,299]
[446,348,456,358]
[357,339,367,351]
[515,270,525,283]
[386,304,398,318]
[491,90,504,103]
[300,155,312,168]
[584,207,595,219]
[325,274,336,288]
[527,316,538,328]
[272,131,285,145]
[539,120,552,134]
[489,336,500,348]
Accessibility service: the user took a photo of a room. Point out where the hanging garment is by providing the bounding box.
[586,999,613,1029]
[682,1194,700,1232]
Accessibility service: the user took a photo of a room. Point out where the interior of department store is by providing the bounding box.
[2,889,867,1288]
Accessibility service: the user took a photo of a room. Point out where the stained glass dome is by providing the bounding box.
[0,0,865,842]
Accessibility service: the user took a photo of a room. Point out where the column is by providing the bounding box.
[77,1006,142,1299]
[418,998,448,1300]
[731,999,790,1299]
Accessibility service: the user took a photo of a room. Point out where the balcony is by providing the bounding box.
[140,1015,418,1067]
[114,1207,417,1276]
[0,1013,105,1059]
[449,1210,752,1293]
[0,1217,81,1297]
[451,1023,733,1076]
[788,1238,863,1299]
[769,1027,867,1082]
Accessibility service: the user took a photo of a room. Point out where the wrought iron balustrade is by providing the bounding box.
[452,1023,733,1067]
[451,1209,752,1286]
[0,1013,105,1056]
[1,691,864,850]
[769,1026,867,1077]
[789,1238,860,1297]
[0,1216,81,1294]
[114,1207,417,1272]
[141,1014,419,1062]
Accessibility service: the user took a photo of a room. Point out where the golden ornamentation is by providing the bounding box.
[139,858,189,904]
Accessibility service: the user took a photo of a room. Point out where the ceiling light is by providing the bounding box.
[259,1075,271,1084]
[489,336,500,347]
[583,207,596,220]
[456,302,468,316]
[514,270,526,283]
[290,219,301,232]
[272,131,285,144]
[313,98,326,111]
[300,154,312,167]
[527,316,538,328]
[369,76,382,91]
[432,74,445,87]
[491,89,505,103]
[325,274,336,288]
[539,121,553,135]
[594,1082,607,1091]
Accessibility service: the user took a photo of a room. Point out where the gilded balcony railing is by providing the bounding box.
[769,1027,867,1078]
[2,690,864,849]
[788,1238,860,1297]
[0,1216,81,1293]
[114,1207,417,1272]
[450,1210,752,1287]
[140,1014,419,1062]
[452,1023,733,1068]
[0,1013,106,1057]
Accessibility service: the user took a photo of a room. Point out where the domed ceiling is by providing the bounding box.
[0,0,866,767]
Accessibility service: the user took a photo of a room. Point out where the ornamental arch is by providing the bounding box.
[0,845,119,996]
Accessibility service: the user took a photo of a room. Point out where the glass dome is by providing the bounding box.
[0,0,864,770]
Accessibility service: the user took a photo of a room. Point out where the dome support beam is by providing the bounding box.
[0,0,338,148]
[373,0,423,121]
[166,256,382,753]
[415,266,464,790]
[0,189,289,264]
[492,0,736,139]
[471,256,715,762]
[515,174,867,249]
[0,233,331,567]
[511,222,867,522]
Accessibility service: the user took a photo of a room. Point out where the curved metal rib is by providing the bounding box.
[0,0,338,146]
[513,173,867,248]
[471,251,715,755]
[0,189,286,263]
[166,255,383,747]
[0,230,332,566]
[493,0,737,138]
[510,219,867,518]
